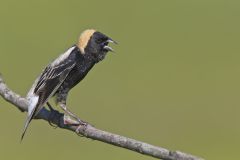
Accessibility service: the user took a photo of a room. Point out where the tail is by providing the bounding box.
[21,111,35,141]
[21,95,39,142]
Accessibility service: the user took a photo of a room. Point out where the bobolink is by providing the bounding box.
[21,29,117,140]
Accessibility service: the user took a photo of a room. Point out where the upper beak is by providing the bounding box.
[107,38,118,45]
[104,38,118,52]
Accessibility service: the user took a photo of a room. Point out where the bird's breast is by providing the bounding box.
[58,59,95,93]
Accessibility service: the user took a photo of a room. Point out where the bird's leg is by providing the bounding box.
[46,102,58,128]
[59,103,88,126]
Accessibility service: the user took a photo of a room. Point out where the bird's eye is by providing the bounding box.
[100,41,108,47]
[96,39,103,44]
[100,42,105,48]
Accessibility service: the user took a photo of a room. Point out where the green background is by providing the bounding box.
[0,0,239,159]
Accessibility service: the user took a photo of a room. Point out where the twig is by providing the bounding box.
[0,73,204,160]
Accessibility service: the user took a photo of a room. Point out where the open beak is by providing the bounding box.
[104,38,118,52]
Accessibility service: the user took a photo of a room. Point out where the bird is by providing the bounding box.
[21,29,117,140]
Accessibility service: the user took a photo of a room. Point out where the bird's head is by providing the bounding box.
[77,29,117,62]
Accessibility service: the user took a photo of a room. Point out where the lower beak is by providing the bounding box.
[104,46,114,52]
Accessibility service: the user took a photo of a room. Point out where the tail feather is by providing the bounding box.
[21,94,39,141]
[21,111,35,141]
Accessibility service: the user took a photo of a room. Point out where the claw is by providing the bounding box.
[75,122,88,136]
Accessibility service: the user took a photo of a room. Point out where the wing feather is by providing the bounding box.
[21,46,77,141]
[33,60,75,115]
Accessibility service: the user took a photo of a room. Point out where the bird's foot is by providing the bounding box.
[62,114,88,136]
[75,121,88,136]
[59,103,91,134]
[75,117,88,126]
[60,104,88,125]
[65,110,86,125]
[63,114,88,125]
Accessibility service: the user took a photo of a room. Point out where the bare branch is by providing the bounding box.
[0,73,204,160]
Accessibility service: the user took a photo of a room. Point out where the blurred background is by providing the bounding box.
[0,0,239,159]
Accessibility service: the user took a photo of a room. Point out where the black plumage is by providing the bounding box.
[21,29,116,140]
[55,46,95,104]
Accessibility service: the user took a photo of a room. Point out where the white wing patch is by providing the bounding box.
[51,46,76,66]
[27,94,39,116]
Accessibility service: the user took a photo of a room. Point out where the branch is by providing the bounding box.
[0,73,204,160]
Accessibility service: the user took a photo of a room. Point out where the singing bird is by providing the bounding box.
[21,29,117,140]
